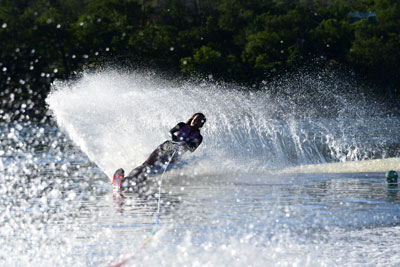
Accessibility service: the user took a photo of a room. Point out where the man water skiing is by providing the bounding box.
[112,113,206,191]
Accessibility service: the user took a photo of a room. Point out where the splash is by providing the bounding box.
[47,68,400,179]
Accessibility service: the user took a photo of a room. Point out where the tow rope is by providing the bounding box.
[110,143,181,267]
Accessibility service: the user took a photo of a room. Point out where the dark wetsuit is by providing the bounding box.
[120,122,202,189]
[169,122,203,151]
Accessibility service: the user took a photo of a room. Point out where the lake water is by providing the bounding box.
[1,70,400,266]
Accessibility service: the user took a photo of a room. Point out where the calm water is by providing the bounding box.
[0,122,399,267]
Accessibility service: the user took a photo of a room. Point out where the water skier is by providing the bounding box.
[112,113,206,191]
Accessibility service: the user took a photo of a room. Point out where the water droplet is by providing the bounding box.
[2,67,6,72]
[2,23,7,28]
[53,68,58,73]
[57,24,61,29]
[67,191,76,200]
[170,47,175,51]
[46,18,52,24]
[105,47,110,52]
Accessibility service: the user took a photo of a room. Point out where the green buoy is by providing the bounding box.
[386,170,398,184]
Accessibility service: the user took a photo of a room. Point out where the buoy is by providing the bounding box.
[385,170,398,184]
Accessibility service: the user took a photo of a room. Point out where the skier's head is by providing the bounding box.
[187,113,206,129]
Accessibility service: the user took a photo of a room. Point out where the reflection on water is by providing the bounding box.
[0,122,400,266]
[386,186,399,202]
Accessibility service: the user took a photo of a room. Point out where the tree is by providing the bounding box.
[180,45,236,79]
[348,0,400,87]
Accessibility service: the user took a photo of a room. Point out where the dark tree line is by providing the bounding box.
[0,0,399,119]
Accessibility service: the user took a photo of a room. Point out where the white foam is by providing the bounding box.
[47,69,400,179]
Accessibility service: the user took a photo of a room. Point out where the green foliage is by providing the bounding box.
[310,18,353,59]
[243,30,281,70]
[181,45,236,78]
[128,24,179,67]
[1,0,399,118]
[348,0,400,85]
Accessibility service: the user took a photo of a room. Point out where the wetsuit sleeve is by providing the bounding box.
[169,122,187,142]
[186,135,203,152]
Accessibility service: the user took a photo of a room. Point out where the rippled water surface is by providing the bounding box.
[1,122,399,266]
